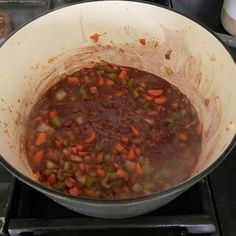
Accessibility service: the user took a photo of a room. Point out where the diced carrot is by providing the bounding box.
[104,94,113,100]
[65,177,77,187]
[144,95,153,101]
[97,76,104,86]
[69,187,80,196]
[106,79,115,86]
[35,132,46,146]
[179,133,188,141]
[154,96,167,104]
[67,76,80,84]
[115,90,124,97]
[171,102,178,109]
[121,136,129,143]
[96,152,103,164]
[54,140,62,149]
[78,151,88,156]
[147,110,158,116]
[71,147,77,154]
[116,169,127,178]
[85,130,96,144]
[84,164,92,173]
[48,173,57,185]
[49,111,57,119]
[147,89,163,97]
[114,143,125,153]
[135,163,143,175]
[118,70,128,80]
[196,123,203,135]
[96,168,105,177]
[131,125,139,137]
[127,147,136,161]
[76,144,84,151]
[90,33,100,42]
[32,150,44,165]
[139,38,146,45]
[89,86,98,95]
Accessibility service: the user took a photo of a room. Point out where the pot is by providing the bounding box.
[0,1,235,219]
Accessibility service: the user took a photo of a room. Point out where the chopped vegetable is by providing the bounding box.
[51,116,62,128]
[55,89,67,100]
[35,132,46,146]
[69,187,80,196]
[96,152,104,164]
[85,130,96,144]
[179,133,188,141]
[32,150,44,166]
[104,153,111,162]
[118,70,128,80]
[67,77,80,84]
[96,168,105,177]
[90,33,100,42]
[147,90,163,97]
[114,143,125,153]
[139,38,146,45]
[116,169,127,178]
[154,96,167,104]
[131,125,139,137]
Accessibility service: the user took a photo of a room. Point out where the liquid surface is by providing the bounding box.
[25,61,202,199]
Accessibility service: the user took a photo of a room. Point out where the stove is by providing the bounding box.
[1,0,236,235]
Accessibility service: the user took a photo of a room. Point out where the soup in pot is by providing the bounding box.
[25,61,202,199]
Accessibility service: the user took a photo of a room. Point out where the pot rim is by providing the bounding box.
[0,0,235,204]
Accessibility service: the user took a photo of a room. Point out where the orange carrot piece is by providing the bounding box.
[54,140,62,149]
[69,187,80,196]
[71,147,77,154]
[127,147,136,161]
[154,96,167,104]
[49,111,57,119]
[96,168,105,177]
[116,169,127,178]
[196,123,203,135]
[118,70,128,80]
[139,38,146,45]
[90,33,100,42]
[97,76,104,86]
[96,152,104,164]
[32,150,44,165]
[179,133,188,141]
[135,163,143,175]
[85,130,96,143]
[106,79,115,86]
[35,132,46,146]
[89,86,98,95]
[115,90,124,97]
[104,94,113,100]
[131,125,139,137]
[121,136,129,143]
[171,102,178,109]
[147,110,158,116]
[67,76,80,84]
[147,89,163,97]
[115,143,125,153]
[144,95,153,101]
[76,144,84,151]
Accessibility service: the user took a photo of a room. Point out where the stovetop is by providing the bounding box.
[1,0,236,235]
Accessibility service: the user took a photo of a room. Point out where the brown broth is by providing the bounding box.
[25,61,202,199]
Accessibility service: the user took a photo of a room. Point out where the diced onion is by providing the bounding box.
[46,160,57,169]
[76,116,83,125]
[132,183,143,193]
[55,89,67,101]
[36,123,54,132]
[70,155,82,162]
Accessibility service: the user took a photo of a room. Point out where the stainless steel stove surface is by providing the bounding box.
[1,0,236,235]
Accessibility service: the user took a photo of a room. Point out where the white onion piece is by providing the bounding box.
[36,123,54,133]
[76,116,83,125]
[76,175,86,185]
[144,118,155,125]
[70,155,82,162]
[132,183,143,193]
[46,160,57,169]
[55,89,67,101]
[125,160,135,171]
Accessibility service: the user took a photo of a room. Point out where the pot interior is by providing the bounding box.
[0,1,235,191]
